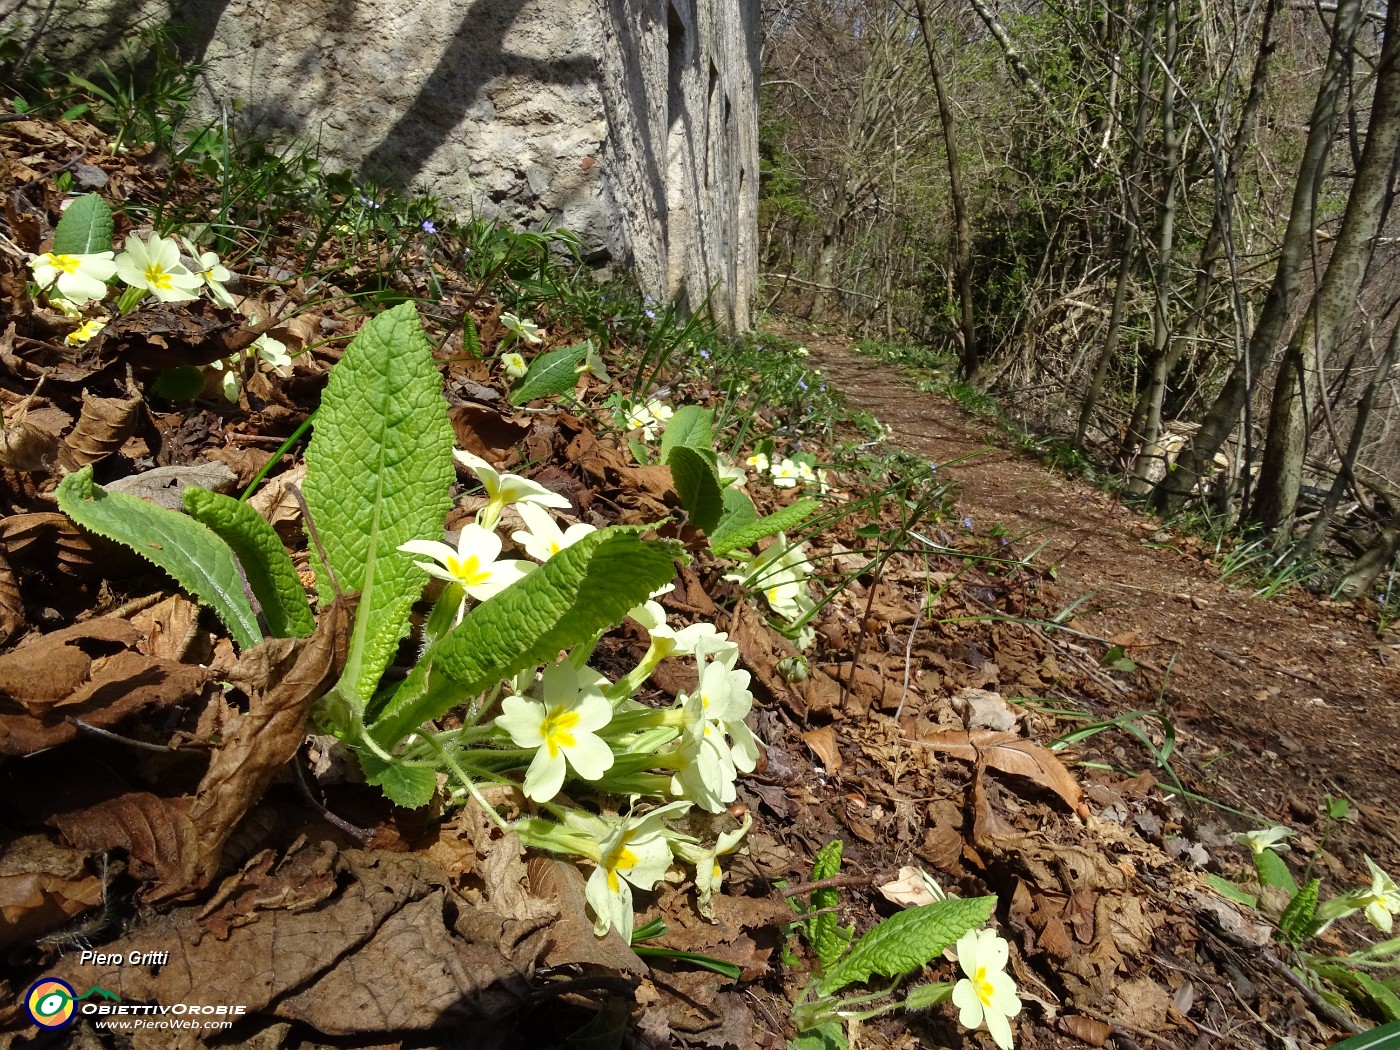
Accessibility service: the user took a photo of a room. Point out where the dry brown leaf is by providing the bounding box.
[0,834,105,951]
[186,593,354,890]
[0,551,23,646]
[914,727,1083,810]
[801,724,842,773]
[57,388,142,470]
[1060,1014,1113,1045]
[52,793,197,896]
[528,855,646,975]
[199,840,339,939]
[0,620,209,756]
[877,865,939,907]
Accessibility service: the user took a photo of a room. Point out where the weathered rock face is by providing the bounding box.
[13,0,759,329]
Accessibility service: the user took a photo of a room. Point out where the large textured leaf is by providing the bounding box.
[807,840,852,970]
[667,445,724,533]
[369,525,682,751]
[56,467,261,650]
[659,405,714,461]
[709,497,819,556]
[184,488,315,638]
[302,303,455,700]
[508,341,589,405]
[817,896,996,996]
[51,193,113,255]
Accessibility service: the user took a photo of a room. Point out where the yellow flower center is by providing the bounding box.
[602,833,639,892]
[539,704,581,758]
[974,966,994,1005]
[144,263,174,291]
[52,253,81,274]
[446,554,492,587]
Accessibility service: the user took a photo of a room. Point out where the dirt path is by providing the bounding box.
[804,333,1400,862]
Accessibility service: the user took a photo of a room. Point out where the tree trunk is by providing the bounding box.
[1249,0,1400,531]
[1074,0,1160,449]
[1127,0,1182,498]
[1149,0,1363,514]
[913,0,979,380]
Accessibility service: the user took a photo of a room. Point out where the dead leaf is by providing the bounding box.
[0,619,209,755]
[0,834,105,951]
[52,793,196,896]
[186,593,355,891]
[877,866,939,907]
[913,727,1083,810]
[57,388,142,470]
[1060,1014,1113,1045]
[952,687,1021,731]
[528,856,646,975]
[105,461,238,510]
[801,725,842,773]
[0,551,22,646]
[199,839,339,939]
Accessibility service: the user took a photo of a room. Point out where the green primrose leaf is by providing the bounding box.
[1253,848,1299,895]
[659,405,714,460]
[902,982,954,1011]
[184,487,315,638]
[361,756,438,809]
[56,466,261,651]
[790,1021,848,1050]
[369,525,683,752]
[1204,873,1258,909]
[509,341,590,405]
[668,445,724,533]
[709,496,819,556]
[302,302,456,701]
[1308,964,1400,1023]
[817,896,998,997]
[1279,877,1322,944]
[52,192,113,255]
[806,840,852,971]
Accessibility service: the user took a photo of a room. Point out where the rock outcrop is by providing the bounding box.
[13,0,759,328]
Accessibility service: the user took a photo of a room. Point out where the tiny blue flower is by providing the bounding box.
[358,195,380,209]
[962,517,974,529]
[645,309,655,319]
[797,379,809,391]
[699,348,711,359]
[421,219,438,234]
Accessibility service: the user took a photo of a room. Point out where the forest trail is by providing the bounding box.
[803,331,1400,859]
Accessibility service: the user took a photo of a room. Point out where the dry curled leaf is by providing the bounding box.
[912,727,1083,810]
[52,793,196,898]
[186,593,355,890]
[0,834,105,951]
[57,388,142,470]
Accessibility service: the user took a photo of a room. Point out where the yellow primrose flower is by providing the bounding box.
[1358,857,1400,933]
[28,250,117,307]
[114,232,202,303]
[510,501,596,562]
[179,236,238,309]
[576,345,610,382]
[745,451,769,473]
[64,316,109,346]
[398,523,535,600]
[501,351,529,379]
[499,311,543,345]
[453,447,571,530]
[952,928,1022,1049]
[495,661,615,802]
[770,457,802,488]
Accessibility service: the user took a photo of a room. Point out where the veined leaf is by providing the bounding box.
[361,756,438,809]
[1279,877,1321,944]
[1253,848,1299,895]
[52,193,113,255]
[509,341,589,405]
[709,497,819,556]
[817,896,997,996]
[808,840,851,970]
[302,302,456,701]
[184,487,315,638]
[659,405,714,461]
[668,445,724,533]
[369,525,682,752]
[56,466,261,650]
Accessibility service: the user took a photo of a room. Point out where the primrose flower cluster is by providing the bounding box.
[27,229,288,399]
[395,448,756,940]
[745,448,827,492]
[725,532,818,649]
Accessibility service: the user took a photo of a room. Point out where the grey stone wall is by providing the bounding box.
[8,0,759,329]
